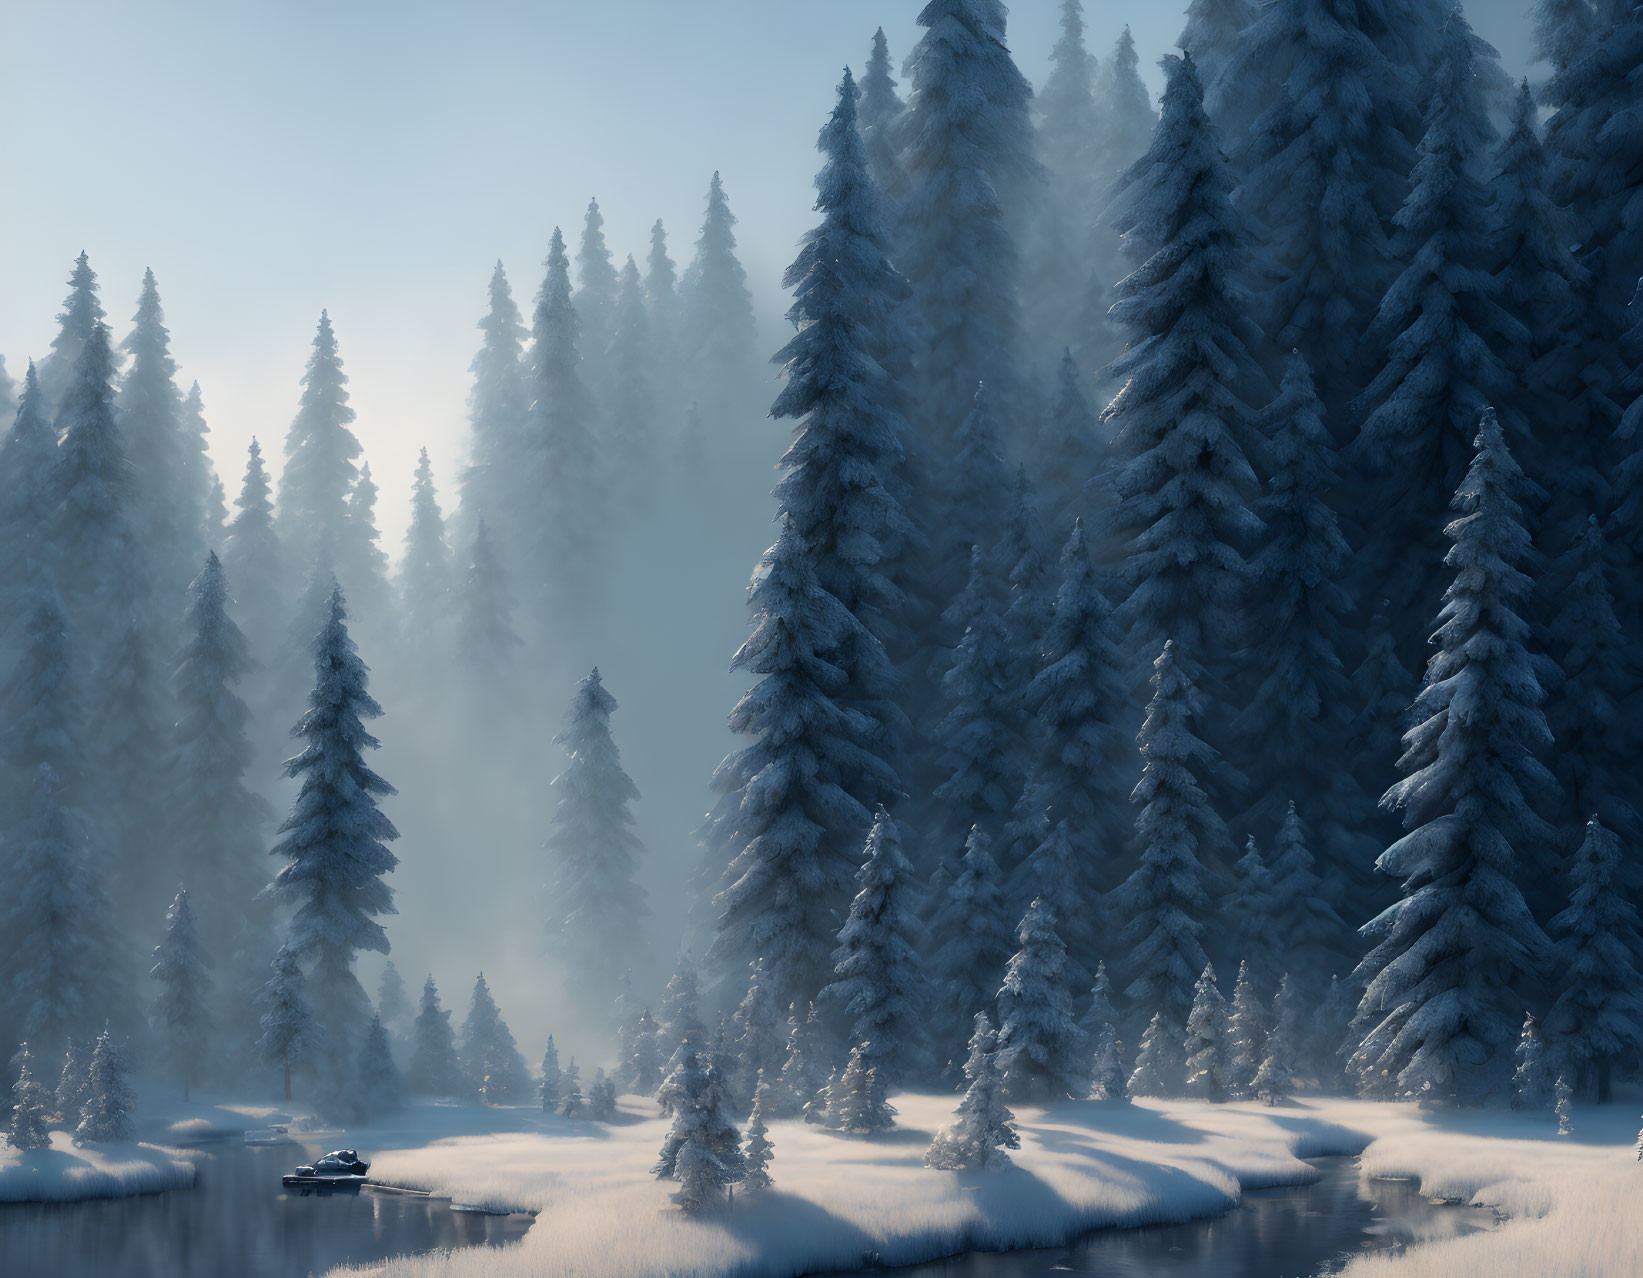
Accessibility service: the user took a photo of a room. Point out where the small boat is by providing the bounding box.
[282,1149,371,1187]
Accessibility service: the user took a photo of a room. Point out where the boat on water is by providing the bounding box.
[282,1149,371,1188]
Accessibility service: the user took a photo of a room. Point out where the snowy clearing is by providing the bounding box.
[0,1131,198,1203]
[312,1094,1643,1278]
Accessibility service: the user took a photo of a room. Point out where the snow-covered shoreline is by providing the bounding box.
[0,1132,199,1204]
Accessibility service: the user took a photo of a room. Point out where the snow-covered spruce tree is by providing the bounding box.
[1543,818,1643,1102]
[925,1012,1019,1171]
[1101,52,1264,668]
[74,1027,135,1145]
[545,669,647,994]
[269,583,399,1064]
[1224,961,1267,1100]
[539,1035,562,1112]
[377,961,409,1034]
[37,252,105,415]
[1128,1010,1185,1099]
[1267,803,1347,990]
[819,809,924,1086]
[654,1037,745,1211]
[278,312,362,579]
[1084,964,1126,1101]
[455,519,521,707]
[55,1038,91,1127]
[1179,0,1257,115]
[589,1069,618,1121]
[574,196,620,394]
[704,519,892,1010]
[929,827,1014,1067]
[895,0,1037,454]
[1534,0,1599,79]
[0,764,119,1061]
[222,439,287,668]
[644,220,679,380]
[1018,519,1131,928]
[1512,1011,1555,1111]
[257,945,318,1101]
[774,1002,827,1117]
[407,975,462,1096]
[169,552,272,961]
[182,383,219,538]
[626,1009,664,1096]
[560,1059,583,1117]
[1555,1074,1574,1135]
[1036,352,1101,528]
[771,66,911,794]
[1026,1,1101,365]
[338,461,392,635]
[460,973,529,1103]
[460,261,529,553]
[7,1046,53,1151]
[1182,963,1229,1100]
[1352,11,1521,655]
[1492,82,1597,549]
[1236,351,1376,932]
[1251,974,1301,1103]
[606,256,657,495]
[1351,412,1556,1106]
[1542,5,1643,338]
[1542,520,1640,858]
[680,171,758,420]
[118,269,207,603]
[928,546,1027,875]
[360,1014,404,1115]
[831,1042,895,1135]
[859,28,905,210]
[995,897,1088,1101]
[742,1074,774,1191]
[658,954,706,1057]
[524,227,604,637]
[149,889,213,1099]
[1223,0,1414,417]
[1114,641,1225,1027]
[1086,27,1155,352]
[804,1067,841,1128]
[0,365,61,616]
[732,959,787,1099]
[399,448,451,667]
[1222,838,1279,976]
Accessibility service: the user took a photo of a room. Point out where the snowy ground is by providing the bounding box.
[0,1131,199,1203]
[310,1092,1642,1278]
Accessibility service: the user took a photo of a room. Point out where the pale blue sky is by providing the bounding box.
[0,1,1533,543]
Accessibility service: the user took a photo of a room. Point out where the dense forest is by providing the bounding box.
[2,0,1642,1148]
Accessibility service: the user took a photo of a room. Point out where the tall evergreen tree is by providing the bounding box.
[97,609,172,915]
[1235,351,1375,922]
[376,961,409,1032]
[148,889,213,1098]
[1182,962,1230,1100]
[7,1045,53,1152]
[407,975,462,1096]
[1222,836,1280,973]
[1087,26,1156,342]
[0,365,60,616]
[455,519,521,702]
[895,0,1037,451]
[1224,960,1267,1099]
[929,827,1014,1066]
[681,172,758,415]
[1101,52,1265,666]
[399,447,451,666]
[995,897,1088,1101]
[1267,803,1346,986]
[278,312,361,580]
[819,809,924,1086]
[653,1037,744,1211]
[644,219,679,381]
[222,439,286,658]
[1128,1009,1184,1098]
[1179,0,1257,113]
[170,552,272,960]
[1543,817,1643,1102]
[1351,412,1556,1105]
[257,944,318,1101]
[1114,641,1225,1026]
[731,959,787,1096]
[339,460,392,634]
[607,256,657,494]
[859,28,905,208]
[268,584,399,1054]
[459,973,529,1102]
[575,196,620,388]
[37,251,105,414]
[1251,973,1301,1102]
[772,66,912,800]
[118,269,207,599]
[1036,352,1100,528]
[74,1027,134,1145]
[1352,11,1520,655]
[924,1012,1019,1170]
[524,227,604,636]
[545,668,648,993]
[704,520,892,1009]
[461,261,529,551]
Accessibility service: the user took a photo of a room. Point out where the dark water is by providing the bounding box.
[0,1138,530,1278]
[839,1157,1496,1278]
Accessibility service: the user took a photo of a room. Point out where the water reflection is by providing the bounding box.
[0,1141,530,1278]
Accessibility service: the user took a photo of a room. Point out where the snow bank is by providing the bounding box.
[0,1131,198,1203]
[324,1092,1377,1278]
[1337,1103,1643,1278]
